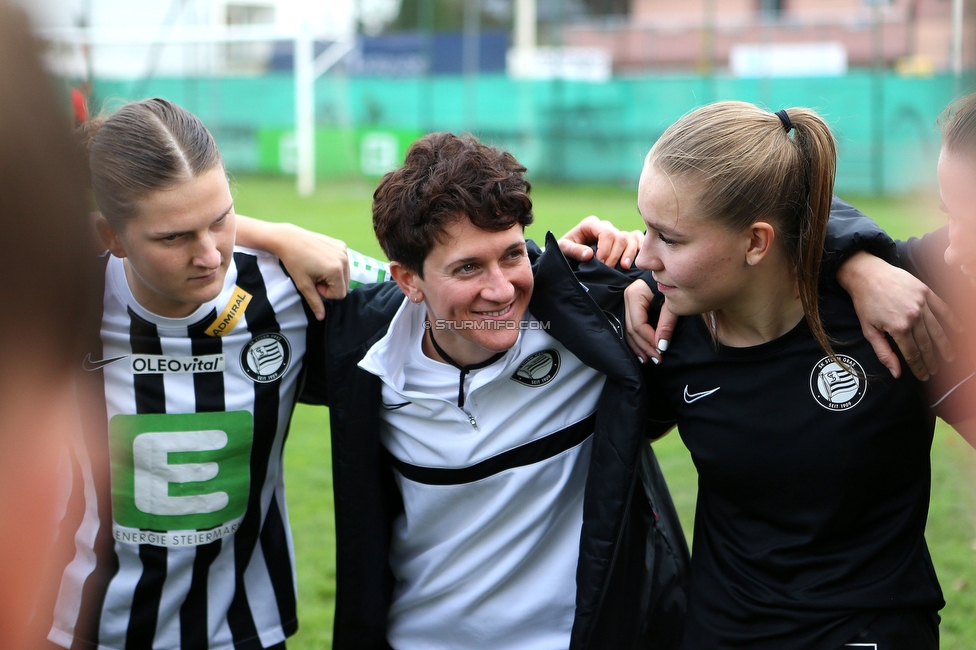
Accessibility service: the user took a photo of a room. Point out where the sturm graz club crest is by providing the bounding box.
[809,354,866,411]
[511,349,560,387]
[240,333,290,383]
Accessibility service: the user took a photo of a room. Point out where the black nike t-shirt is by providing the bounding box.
[647,288,945,650]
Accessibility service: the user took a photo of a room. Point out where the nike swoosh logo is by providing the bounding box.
[83,353,129,371]
[683,385,720,403]
[382,401,412,411]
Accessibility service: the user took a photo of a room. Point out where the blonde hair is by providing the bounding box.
[647,100,838,359]
[940,92,976,155]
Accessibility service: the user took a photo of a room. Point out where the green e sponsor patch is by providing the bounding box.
[109,411,253,532]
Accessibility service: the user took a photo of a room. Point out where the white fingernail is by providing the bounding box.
[651,357,660,365]
[657,339,669,352]
[637,356,645,364]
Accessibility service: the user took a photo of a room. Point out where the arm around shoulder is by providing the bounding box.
[235,215,350,320]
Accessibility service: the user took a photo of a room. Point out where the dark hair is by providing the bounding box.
[372,132,533,276]
[940,92,976,155]
[83,97,223,228]
[647,101,839,362]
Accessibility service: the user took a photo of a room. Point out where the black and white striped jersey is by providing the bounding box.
[50,247,324,650]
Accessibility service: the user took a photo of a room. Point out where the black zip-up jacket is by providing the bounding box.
[302,232,692,649]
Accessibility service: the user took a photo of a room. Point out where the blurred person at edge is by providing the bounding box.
[0,1,101,648]
[806,94,976,448]
[891,93,976,443]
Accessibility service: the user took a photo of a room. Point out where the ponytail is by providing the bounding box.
[788,109,837,364]
[647,101,841,363]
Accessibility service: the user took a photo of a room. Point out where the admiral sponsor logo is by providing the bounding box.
[511,349,560,387]
[240,332,291,383]
[206,288,252,337]
[131,354,226,374]
[810,355,867,411]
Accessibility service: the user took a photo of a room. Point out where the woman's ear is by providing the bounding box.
[94,215,127,259]
[744,221,776,267]
[390,261,425,304]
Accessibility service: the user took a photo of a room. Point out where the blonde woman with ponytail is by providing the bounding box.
[627,101,945,648]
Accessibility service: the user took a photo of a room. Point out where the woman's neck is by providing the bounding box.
[712,263,805,348]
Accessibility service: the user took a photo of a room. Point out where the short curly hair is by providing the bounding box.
[372,132,534,276]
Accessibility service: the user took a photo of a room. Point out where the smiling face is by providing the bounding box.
[392,217,534,366]
[98,166,236,318]
[634,164,755,316]
[938,147,976,287]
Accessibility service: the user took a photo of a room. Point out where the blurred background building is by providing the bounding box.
[571,0,972,75]
[22,0,976,194]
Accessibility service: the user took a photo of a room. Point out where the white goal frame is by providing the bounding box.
[37,22,352,197]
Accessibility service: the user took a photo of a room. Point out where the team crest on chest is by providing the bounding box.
[511,349,560,387]
[809,355,866,411]
[240,333,291,383]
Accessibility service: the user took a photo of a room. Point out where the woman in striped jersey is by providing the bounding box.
[45,97,379,650]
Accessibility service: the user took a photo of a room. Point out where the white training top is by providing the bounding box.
[359,300,606,650]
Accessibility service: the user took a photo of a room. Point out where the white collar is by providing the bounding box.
[358,298,528,396]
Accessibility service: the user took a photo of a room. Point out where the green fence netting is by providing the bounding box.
[90,72,971,194]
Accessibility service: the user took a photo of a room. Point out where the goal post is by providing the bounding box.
[36,22,352,197]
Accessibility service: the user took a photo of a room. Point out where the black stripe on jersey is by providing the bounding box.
[180,312,226,648]
[180,541,222,647]
[72,254,119,650]
[226,252,296,648]
[129,309,166,413]
[126,545,168,650]
[190,307,224,412]
[390,413,597,486]
[261,497,299,636]
[125,311,167,650]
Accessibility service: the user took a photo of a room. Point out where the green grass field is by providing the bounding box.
[231,175,976,649]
